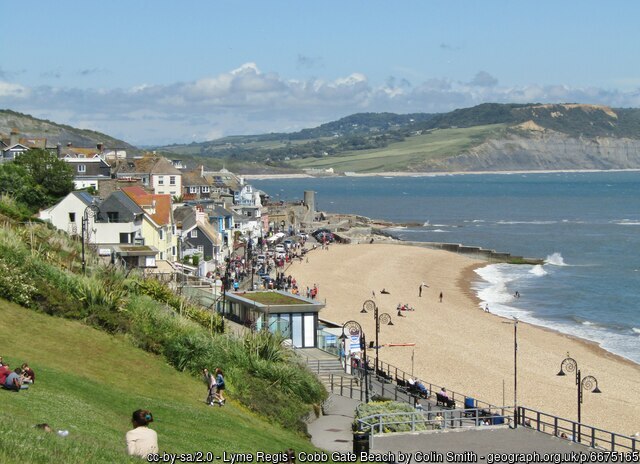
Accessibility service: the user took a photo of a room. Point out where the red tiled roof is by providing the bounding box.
[121,186,172,226]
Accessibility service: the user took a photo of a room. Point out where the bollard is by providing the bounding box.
[353,431,370,454]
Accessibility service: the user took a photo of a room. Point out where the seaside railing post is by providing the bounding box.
[554,416,558,436]
[340,375,344,396]
[591,428,596,448]
[612,433,616,451]
[536,411,541,431]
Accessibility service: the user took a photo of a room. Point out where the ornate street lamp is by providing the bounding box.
[360,299,393,372]
[341,320,369,403]
[81,202,100,274]
[557,355,601,442]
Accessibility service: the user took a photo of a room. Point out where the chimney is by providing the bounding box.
[56,143,62,157]
[200,165,204,177]
[196,207,206,223]
[9,128,19,146]
[67,142,73,147]
[97,143,104,152]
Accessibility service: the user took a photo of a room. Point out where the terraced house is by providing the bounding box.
[121,186,177,262]
[114,155,182,196]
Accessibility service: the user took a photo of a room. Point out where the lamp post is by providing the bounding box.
[81,202,100,274]
[360,299,393,372]
[341,320,369,403]
[557,355,601,442]
[502,317,518,428]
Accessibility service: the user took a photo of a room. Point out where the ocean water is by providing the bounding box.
[253,172,640,364]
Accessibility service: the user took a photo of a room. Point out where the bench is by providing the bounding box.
[436,392,455,408]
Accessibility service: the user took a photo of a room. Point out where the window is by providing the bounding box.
[158,176,164,185]
[201,186,210,193]
[191,229,198,238]
[78,164,86,173]
[119,232,129,244]
[107,212,119,222]
[246,211,252,217]
[159,229,164,240]
[197,245,204,254]
[172,246,176,256]
[190,187,198,194]
[68,212,76,222]
[169,176,176,185]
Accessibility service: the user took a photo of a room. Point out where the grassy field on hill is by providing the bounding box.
[287,124,506,172]
[0,301,319,463]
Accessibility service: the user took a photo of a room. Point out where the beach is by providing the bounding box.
[288,243,640,437]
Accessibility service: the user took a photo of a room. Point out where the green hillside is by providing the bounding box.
[157,103,640,174]
[0,109,139,153]
[0,301,319,463]
[288,124,506,172]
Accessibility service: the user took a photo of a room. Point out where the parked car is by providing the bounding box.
[256,254,266,264]
[275,244,285,253]
[283,239,294,249]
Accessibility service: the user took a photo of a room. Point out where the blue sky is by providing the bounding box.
[1,1,639,145]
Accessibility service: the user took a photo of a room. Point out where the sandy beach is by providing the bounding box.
[288,243,640,437]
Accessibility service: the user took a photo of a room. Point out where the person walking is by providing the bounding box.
[439,292,443,303]
[419,285,422,297]
[203,368,216,406]
[213,368,226,406]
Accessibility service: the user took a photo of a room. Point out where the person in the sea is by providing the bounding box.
[126,409,158,459]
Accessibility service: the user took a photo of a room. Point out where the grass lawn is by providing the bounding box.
[0,300,320,463]
[289,124,506,172]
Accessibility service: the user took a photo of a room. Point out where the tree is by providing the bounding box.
[14,148,74,199]
[0,149,74,210]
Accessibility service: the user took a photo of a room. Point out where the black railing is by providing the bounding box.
[518,407,639,452]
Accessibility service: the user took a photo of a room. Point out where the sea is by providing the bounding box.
[252,171,640,365]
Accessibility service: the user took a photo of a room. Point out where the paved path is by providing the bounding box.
[308,394,361,452]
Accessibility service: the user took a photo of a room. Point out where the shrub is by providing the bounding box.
[0,258,37,306]
[354,401,427,433]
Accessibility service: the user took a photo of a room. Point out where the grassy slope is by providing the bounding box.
[0,301,318,463]
[288,124,506,172]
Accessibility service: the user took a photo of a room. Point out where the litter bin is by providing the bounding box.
[353,431,370,454]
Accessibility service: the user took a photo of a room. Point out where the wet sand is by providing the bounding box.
[288,243,640,437]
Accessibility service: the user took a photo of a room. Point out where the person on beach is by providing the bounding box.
[439,292,443,303]
[397,310,406,317]
[203,368,216,406]
[419,285,422,297]
[380,288,390,294]
[484,304,490,313]
[126,409,158,458]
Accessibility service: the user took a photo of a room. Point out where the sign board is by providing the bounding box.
[98,248,112,256]
[349,335,361,353]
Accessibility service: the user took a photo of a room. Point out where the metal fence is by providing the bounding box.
[356,406,513,447]
[518,407,639,453]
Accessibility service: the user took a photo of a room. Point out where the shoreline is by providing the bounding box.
[243,168,640,180]
[459,262,640,371]
[288,243,640,435]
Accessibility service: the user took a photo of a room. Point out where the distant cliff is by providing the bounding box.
[426,130,640,171]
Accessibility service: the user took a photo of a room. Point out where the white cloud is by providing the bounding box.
[1,64,639,145]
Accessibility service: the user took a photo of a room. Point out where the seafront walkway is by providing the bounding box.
[300,348,639,458]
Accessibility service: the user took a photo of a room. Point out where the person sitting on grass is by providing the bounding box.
[4,368,28,391]
[21,363,35,384]
[213,368,226,406]
[126,409,158,459]
[0,362,10,385]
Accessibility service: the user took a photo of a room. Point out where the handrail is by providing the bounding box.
[518,407,639,452]
[372,357,498,410]
[356,407,513,447]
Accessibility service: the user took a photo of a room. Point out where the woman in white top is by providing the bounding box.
[126,409,158,458]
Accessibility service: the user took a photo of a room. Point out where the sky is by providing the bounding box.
[1,1,640,146]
